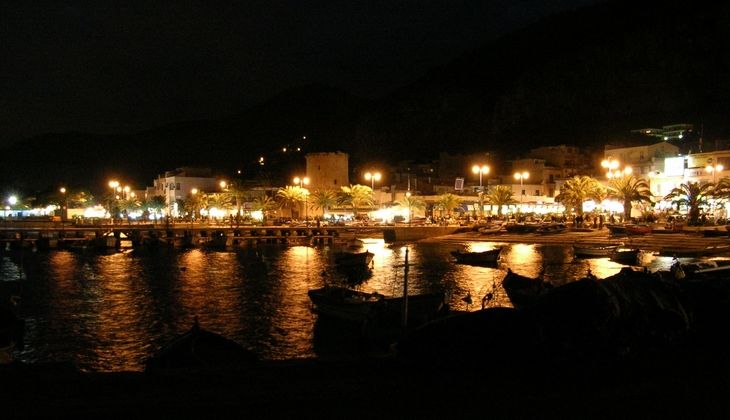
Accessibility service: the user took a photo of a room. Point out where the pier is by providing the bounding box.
[0,221,379,251]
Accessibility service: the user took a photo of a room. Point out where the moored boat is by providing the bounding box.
[659,244,730,257]
[625,224,652,235]
[307,286,445,325]
[606,224,627,235]
[610,248,641,265]
[536,223,567,234]
[451,247,502,266]
[334,250,374,268]
[145,318,257,371]
[573,243,620,258]
[501,269,552,308]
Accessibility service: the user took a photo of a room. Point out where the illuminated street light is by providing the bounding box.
[364,171,382,208]
[471,165,490,191]
[7,195,18,206]
[60,187,68,221]
[514,171,529,204]
[293,176,310,226]
[706,163,723,183]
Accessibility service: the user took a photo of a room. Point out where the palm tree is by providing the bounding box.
[145,196,167,222]
[338,184,374,218]
[205,192,232,212]
[484,185,516,217]
[276,186,307,219]
[183,192,205,220]
[435,193,461,219]
[309,189,338,217]
[252,194,277,222]
[555,176,605,216]
[395,194,426,223]
[223,183,247,218]
[664,181,714,225]
[608,175,653,220]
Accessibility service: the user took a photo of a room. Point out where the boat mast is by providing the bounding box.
[401,248,409,334]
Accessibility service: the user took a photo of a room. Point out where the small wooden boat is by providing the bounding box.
[610,248,641,265]
[307,286,445,325]
[451,248,502,266]
[625,224,652,235]
[504,223,539,233]
[145,318,257,371]
[536,223,567,235]
[478,225,503,235]
[573,243,620,258]
[659,244,730,257]
[334,250,374,268]
[501,269,552,309]
[606,224,627,235]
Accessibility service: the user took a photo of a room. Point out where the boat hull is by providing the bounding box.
[451,248,502,266]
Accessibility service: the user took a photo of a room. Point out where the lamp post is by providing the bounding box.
[405,191,412,226]
[293,176,310,226]
[364,171,382,207]
[108,180,119,223]
[59,187,67,221]
[706,163,723,184]
[472,165,489,218]
[191,188,198,224]
[471,165,490,191]
[514,171,529,206]
[706,163,723,220]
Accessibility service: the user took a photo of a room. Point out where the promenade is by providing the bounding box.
[430,228,730,255]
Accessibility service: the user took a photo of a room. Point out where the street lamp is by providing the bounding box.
[59,187,67,221]
[405,191,412,226]
[514,171,529,205]
[190,188,199,224]
[293,176,310,226]
[606,166,632,179]
[706,163,723,183]
[471,165,490,191]
[472,165,490,219]
[108,180,119,222]
[364,171,382,207]
[706,163,723,221]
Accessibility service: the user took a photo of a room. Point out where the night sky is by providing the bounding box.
[0,1,603,146]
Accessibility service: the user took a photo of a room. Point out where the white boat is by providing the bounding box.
[573,243,620,258]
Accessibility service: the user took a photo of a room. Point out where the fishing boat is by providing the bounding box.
[659,244,730,257]
[606,224,627,235]
[478,225,503,235]
[308,287,445,324]
[501,269,552,309]
[625,224,652,235]
[309,249,446,330]
[610,248,641,265]
[572,243,620,258]
[334,250,374,268]
[504,223,539,233]
[451,247,502,266]
[536,223,567,234]
[145,318,256,371]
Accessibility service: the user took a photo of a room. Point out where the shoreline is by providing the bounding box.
[424,229,730,253]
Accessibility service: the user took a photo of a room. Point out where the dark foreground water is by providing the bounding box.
[0,238,711,372]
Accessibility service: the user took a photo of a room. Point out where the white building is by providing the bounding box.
[149,167,220,216]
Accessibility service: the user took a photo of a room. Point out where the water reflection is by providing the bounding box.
[3,239,723,372]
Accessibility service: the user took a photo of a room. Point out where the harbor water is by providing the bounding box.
[0,238,710,372]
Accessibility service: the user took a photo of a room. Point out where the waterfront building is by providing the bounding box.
[149,167,220,217]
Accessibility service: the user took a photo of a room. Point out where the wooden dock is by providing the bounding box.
[0,222,379,250]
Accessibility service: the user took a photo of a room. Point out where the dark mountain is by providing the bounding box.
[0,85,368,192]
[360,0,730,159]
[3,0,730,193]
